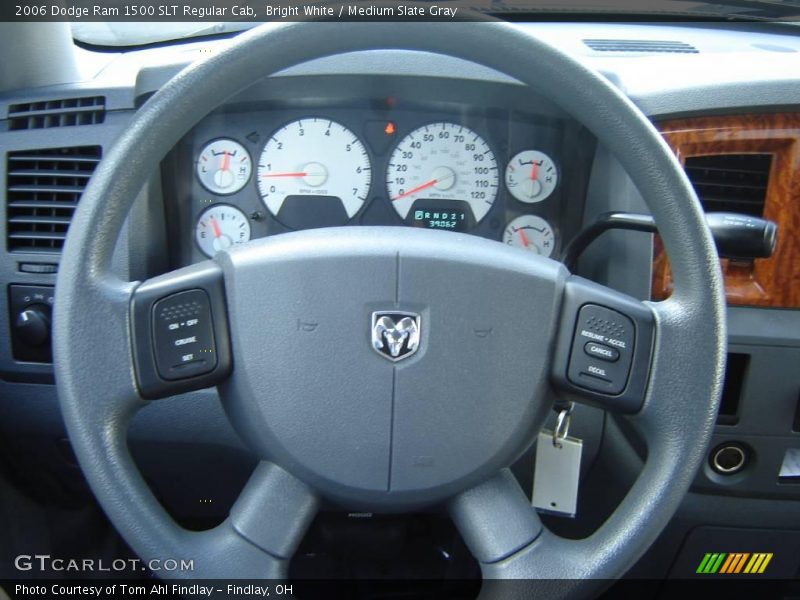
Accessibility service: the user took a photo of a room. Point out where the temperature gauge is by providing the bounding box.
[195,204,251,257]
[197,139,252,195]
[505,150,558,203]
[503,215,556,258]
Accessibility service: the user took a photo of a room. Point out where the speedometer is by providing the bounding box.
[257,119,371,228]
[386,123,499,226]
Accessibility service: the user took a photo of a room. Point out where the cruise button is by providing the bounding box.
[584,342,619,362]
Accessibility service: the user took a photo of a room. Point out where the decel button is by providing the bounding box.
[584,342,619,362]
[152,289,217,381]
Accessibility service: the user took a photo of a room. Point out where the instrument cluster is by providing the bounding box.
[168,100,594,267]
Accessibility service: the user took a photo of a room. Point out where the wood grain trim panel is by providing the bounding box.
[653,113,800,308]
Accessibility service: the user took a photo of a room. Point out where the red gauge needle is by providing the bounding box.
[209,216,222,239]
[260,172,309,178]
[529,162,538,181]
[220,151,230,173]
[392,178,438,201]
[516,227,530,248]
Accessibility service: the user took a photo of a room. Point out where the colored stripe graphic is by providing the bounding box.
[697,553,726,574]
[697,552,773,574]
[720,553,749,574]
[696,553,713,573]
[744,553,773,574]
[719,554,735,574]
[733,553,750,573]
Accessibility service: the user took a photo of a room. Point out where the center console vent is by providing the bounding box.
[684,154,772,217]
[6,146,102,253]
[8,96,105,130]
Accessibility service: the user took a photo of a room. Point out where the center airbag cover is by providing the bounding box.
[218,227,565,509]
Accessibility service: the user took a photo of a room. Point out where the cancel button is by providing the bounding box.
[584,342,620,362]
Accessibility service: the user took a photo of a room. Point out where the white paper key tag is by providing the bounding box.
[532,408,583,518]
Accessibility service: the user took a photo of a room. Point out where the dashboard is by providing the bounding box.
[162,77,595,268]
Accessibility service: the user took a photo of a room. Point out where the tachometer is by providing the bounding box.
[386,123,499,225]
[256,119,371,228]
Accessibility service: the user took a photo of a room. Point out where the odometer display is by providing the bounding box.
[386,123,499,225]
[408,203,470,232]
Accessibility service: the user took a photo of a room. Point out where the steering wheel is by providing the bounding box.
[54,21,725,597]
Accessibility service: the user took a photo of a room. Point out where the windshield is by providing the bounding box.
[71,0,800,47]
[72,22,254,46]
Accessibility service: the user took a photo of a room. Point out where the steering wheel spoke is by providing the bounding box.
[82,455,313,579]
[130,260,232,399]
[170,462,319,579]
[449,469,605,595]
[551,276,656,414]
[449,469,543,564]
[230,461,320,561]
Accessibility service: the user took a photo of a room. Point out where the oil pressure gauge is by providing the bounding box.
[197,139,252,195]
[503,214,556,258]
[505,150,558,203]
[195,204,251,257]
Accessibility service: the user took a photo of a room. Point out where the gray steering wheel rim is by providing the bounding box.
[53,21,726,589]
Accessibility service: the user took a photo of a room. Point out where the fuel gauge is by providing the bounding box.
[195,204,251,257]
[503,214,555,258]
[197,139,252,195]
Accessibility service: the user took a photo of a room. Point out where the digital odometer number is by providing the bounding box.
[386,123,499,225]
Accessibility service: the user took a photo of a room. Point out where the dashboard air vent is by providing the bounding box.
[683,154,772,217]
[583,39,698,53]
[8,96,105,130]
[6,146,102,253]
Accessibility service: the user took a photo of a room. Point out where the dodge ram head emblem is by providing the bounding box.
[371,311,421,362]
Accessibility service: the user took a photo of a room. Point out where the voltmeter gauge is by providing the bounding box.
[503,215,556,258]
[195,204,251,257]
[196,139,252,195]
[505,150,558,203]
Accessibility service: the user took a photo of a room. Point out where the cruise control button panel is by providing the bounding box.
[152,290,217,380]
[130,261,231,400]
[551,276,655,414]
[568,304,634,395]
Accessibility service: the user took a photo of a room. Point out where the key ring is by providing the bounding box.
[553,403,573,448]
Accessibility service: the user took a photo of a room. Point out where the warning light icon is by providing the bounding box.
[384,122,396,136]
